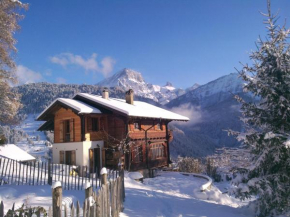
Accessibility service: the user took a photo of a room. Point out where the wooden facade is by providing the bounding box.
[51,107,170,171]
[54,108,81,143]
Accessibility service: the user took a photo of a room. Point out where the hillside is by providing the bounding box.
[167,73,249,157]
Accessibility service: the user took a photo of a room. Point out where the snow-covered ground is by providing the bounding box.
[121,171,253,217]
[14,114,51,161]
[0,171,254,216]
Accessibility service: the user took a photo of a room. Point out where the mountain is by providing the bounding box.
[167,73,243,108]
[97,68,187,105]
[166,73,250,158]
[185,83,200,92]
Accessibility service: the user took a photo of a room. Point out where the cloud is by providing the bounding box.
[170,103,203,126]
[100,57,116,77]
[50,53,116,77]
[56,77,67,84]
[16,65,43,85]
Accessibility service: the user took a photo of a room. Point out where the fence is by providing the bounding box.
[0,169,125,217]
[0,157,109,190]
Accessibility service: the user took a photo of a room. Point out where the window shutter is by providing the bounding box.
[71,150,76,165]
[59,121,64,142]
[60,151,64,164]
[87,117,92,132]
[70,118,74,142]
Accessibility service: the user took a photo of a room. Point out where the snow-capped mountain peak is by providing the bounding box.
[97,68,187,104]
[165,82,173,87]
[168,73,243,108]
[97,68,145,88]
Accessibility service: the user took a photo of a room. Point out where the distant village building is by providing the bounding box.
[37,89,189,174]
[0,144,35,163]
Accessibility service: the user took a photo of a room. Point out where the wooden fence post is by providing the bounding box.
[71,202,75,217]
[85,181,92,199]
[48,207,52,217]
[121,169,125,201]
[83,200,87,217]
[0,201,4,217]
[100,168,108,217]
[52,181,62,217]
[94,191,101,217]
[107,182,110,217]
[18,161,21,185]
[100,168,107,186]
[37,161,40,185]
[33,161,36,185]
[111,180,116,217]
[11,160,15,184]
[64,204,68,217]
[76,201,80,217]
[0,158,5,185]
[48,160,52,185]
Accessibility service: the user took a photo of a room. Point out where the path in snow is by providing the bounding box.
[121,171,253,217]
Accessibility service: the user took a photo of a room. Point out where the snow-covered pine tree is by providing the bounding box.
[230,1,290,216]
[0,0,27,143]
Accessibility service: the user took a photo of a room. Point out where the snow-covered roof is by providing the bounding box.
[37,98,101,120]
[75,93,189,121]
[0,144,35,162]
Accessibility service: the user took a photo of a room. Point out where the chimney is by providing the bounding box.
[102,88,109,99]
[126,89,134,105]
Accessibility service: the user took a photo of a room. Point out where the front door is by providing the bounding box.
[89,148,101,174]
[94,148,101,176]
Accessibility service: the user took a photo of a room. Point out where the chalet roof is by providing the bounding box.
[74,93,189,121]
[37,98,102,121]
[0,144,35,162]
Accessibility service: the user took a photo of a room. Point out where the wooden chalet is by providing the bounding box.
[37,89,189,174]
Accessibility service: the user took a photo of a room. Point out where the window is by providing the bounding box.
[60,150,76,165]
[150,144,165,160]
[66,151,72,165]
[134,122,140,130]
[88,117,99,132]
[64,120,70,142]
[132,146,143,163]
[92,118,99,132]
[60,119,74,143]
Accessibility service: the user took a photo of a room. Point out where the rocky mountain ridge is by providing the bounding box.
[97,68,190,104]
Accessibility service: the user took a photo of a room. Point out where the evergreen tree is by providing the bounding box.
[230,1,290,216]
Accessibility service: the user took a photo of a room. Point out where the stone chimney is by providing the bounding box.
[126,89,134,105]
[102,88,109,99]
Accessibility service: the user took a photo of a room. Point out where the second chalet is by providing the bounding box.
[37,89,189,175]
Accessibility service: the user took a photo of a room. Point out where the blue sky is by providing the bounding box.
[15,0,290,88]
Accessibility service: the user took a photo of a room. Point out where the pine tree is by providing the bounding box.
[0,0,27,142]
[230,1,290,216]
